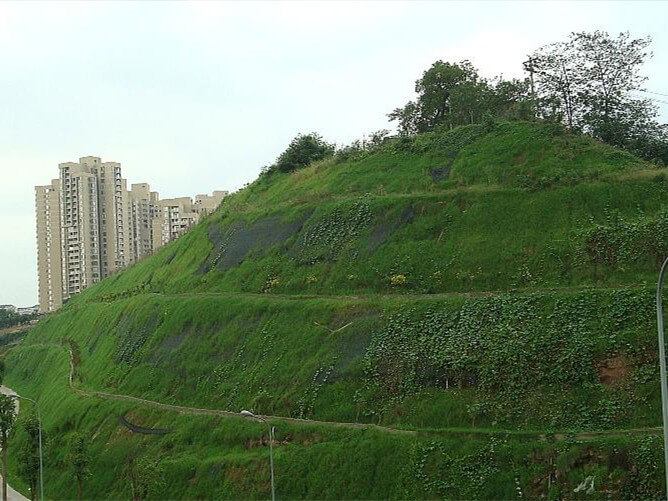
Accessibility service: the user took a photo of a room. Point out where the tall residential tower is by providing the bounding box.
[35,156,227,313]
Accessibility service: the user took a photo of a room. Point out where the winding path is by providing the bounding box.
[0,386,29,501]
[58,346,665,441]
[17,342,667,442]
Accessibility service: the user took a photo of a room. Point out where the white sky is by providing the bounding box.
[1,0,667,307]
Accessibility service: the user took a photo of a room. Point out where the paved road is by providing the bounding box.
[0,386,29,501]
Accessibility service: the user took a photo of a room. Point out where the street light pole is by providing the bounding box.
[656,256,668,496]
[11,395,43,501]
[241,410,275,501]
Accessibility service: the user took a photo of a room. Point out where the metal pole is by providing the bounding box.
[656,256,668,497]
[242,412,275,501]
[268,425,275,501]
[36,405,43,501]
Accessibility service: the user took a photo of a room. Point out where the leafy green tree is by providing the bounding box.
[389,60,481,134]
[272,133,335,173]
[387,100,421,135]
[17,413,40,500]
[0,310,34,330]
[0,395,16,501]
[529,31,666,163]
[69,433,90,501]
[389,60,533,134]
[526,39,579,127]
[488,78,535,122]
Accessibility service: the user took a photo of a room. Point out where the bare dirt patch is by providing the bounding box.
[597,354,631,386]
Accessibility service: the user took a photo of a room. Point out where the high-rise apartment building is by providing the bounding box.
[153,197,197,247]
[128,183,161,264]
[35,156,227,313]
[59,160,103,298]
[35,179,63,312]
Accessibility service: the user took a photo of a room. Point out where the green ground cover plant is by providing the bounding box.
[4,121,668,499]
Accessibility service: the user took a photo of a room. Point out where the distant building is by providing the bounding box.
[16,306,38,316]
[194,190,229,216]
[35,156,227,313]
[35,178,63,312]
[0,305,38,316]
[128,183,161,263]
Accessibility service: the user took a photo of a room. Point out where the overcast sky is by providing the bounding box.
[1,1,667,307]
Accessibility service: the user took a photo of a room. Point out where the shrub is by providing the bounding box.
[272,133,335,173]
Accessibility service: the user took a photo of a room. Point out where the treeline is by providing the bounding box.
[0,310,37,330]
[263,30,667,175]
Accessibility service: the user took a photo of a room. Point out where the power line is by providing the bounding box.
[632,93,668,106]
[638,89,668,98]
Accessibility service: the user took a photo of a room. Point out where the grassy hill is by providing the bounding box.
[5,121,668,499]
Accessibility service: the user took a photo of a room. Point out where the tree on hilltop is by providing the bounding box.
[528,30,667,163]
[272,133,335,173]
[389,60,533,134]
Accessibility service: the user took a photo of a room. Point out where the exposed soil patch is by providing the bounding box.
[598,354,631,386]
[67,339,83,382]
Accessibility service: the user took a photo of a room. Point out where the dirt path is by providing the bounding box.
[19,342,668,442]
[87,283,652,307]
[64,346,415,435]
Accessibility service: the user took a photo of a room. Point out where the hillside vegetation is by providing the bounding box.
[5,121,668,499]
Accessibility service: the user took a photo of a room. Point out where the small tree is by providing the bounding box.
[272,133,335,173]
[17,414,40,500]
[69,433,90,501]
[0,395,16,501]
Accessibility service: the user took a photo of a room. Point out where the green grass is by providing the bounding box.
[4,344,667,499]
[76,176,668,303]
[10,287,663,431]
[4,120,668,499]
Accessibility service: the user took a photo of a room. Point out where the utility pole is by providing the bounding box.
[240,410,275,501]
[523,57,538,119]
[656,256,668,497]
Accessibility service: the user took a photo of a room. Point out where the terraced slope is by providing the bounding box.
[5,121,668,499]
